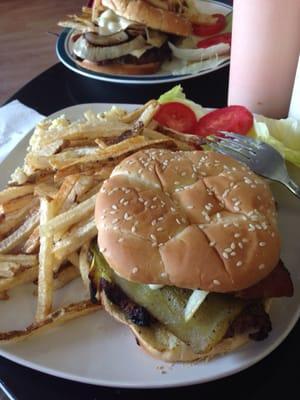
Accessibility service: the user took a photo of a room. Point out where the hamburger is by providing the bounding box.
[59,0,214,75]
[91,148,293,362]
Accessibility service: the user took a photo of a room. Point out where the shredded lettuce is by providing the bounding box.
[254,117,300,167]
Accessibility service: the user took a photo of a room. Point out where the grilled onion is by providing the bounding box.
[84,31,128,46]
[168,41,230,61]
[73,35,146,62]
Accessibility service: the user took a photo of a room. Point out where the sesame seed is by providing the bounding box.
[181,172,186,176]
[174,181,180,185]
[132,267,138,274]
[248,224,255,232]
[231,251,236,256]
[124,189,130,194]
[118,238,124,243]
[150,205,157,209]
[242,238,248,243]
[231,243,236,250]
[176,218,181,225]
[170,207,176,212]
[151,220,157,226]
[233,206,240,212]
[161,272,167,278]
[259,241,266,247]
[234,233,240,238]
[131,226,136,233]
[224,248,232,253]
[187,205,194,209]
[205,215,210,222]
[236,261,243,267]
[110,210,116,215]
[158,217,164,221]
[111,204,117,210]
[152,242,158,247]
[152,196,157,201]
[238,242,243,249]
[138,197,144,203]
[257,195,261,201]
[150,234,157,241]
[223,252,229,259]
[209,241,216,247]
[216,213,221,219]
[112,218,119,224]
[258,264,265,270]
[123,201,129,206]
[213,279,221,285]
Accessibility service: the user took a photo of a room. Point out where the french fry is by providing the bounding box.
[50,137,177,170]
[53,217,97,261]
[67,252,79,268]
[0,266,38,292]
[51,175,80,214]
[35,198,55,322]
[0,254,38,266]
[34,183,58,199]
[0,185,35,204]
[77,181,103,203]
[135,101,159,127]
[0,300,101,344]
[152,126,205,149]
[0,194,34,215]
[79,241,91,290]
[120,100,156,123]
[0,210,40,254]
[54,265,80,290]
[21,227,40,254]
[0,262,19,278]
[0,202,38,238]
[42,194,96,238]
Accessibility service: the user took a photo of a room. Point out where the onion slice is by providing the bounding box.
[168,41,230,61]
[84,31,128,46]
[184,289,209,321]
[73,35,146,62]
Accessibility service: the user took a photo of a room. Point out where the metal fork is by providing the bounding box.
[206,131,300,199]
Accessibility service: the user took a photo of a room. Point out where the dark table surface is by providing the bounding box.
[1,23,299,399]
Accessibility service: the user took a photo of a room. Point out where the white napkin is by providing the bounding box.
[0,100,44,163]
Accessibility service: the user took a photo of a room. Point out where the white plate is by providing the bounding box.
[56,1,231,85]
[0,103,299,388]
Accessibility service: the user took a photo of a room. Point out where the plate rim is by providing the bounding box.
[0,102,299,388]
[56,0,232,85]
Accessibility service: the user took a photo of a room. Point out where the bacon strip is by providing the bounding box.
[236,260,294,299]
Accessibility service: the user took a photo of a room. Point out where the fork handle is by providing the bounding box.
[283,179,300,199]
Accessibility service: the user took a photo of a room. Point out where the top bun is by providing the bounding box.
[95,149,280,293]
[101,0,192,36]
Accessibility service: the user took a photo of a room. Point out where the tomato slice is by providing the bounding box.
[193,106,254,137]
[193,14,226,37]
[197,32,231,49]
[154,102,197,133]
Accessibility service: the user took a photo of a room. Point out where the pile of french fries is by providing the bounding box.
[0,100,202,344]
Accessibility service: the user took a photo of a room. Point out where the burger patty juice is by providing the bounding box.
[91,148,294,362]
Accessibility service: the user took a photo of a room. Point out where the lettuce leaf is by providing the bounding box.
[254,117,300,167]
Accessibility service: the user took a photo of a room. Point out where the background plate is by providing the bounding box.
[0,103,299,388]
[56,1,231,85]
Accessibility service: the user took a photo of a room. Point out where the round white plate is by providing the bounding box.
[56,1,231,85]
[0,103,299,388]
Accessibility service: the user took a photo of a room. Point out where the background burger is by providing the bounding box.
[59,0,216,75]
[91,148,294,362]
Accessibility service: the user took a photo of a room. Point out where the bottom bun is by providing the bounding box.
[101,293,273,363]
[76,59,161,75]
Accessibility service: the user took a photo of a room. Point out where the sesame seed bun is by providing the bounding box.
[95,149,280,293]
[101,0,192,36]
[101,291,272,362]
